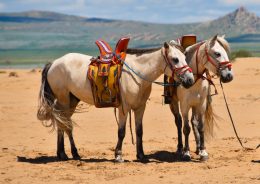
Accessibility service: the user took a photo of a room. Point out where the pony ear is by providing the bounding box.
[164,42,169,49]
[209,34,218,48]
[221,34,225,39]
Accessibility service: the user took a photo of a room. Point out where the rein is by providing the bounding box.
[123,61,180,87]
[220,81,255,150]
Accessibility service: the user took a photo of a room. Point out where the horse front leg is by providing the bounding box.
[181,106,191,161]
[191,108,201,155]
[170,100,183,156]
[198,114,208,161]
[134,104,147,162]
[115,107,128,163]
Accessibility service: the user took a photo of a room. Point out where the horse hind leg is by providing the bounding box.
[65,93,80,160]
[54,92,79,160]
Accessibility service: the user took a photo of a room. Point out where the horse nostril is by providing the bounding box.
[188,78,194,85]
[227,73,233,80]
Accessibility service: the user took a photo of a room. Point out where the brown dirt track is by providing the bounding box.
[0,58,259,184]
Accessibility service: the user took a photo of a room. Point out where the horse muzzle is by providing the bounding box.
[181,71,194,88]
[220,69,233,83]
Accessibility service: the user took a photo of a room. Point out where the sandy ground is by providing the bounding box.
[0,58,259,184]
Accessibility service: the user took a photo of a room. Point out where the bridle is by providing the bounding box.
[163,47,192,81]
[194,41,232,95]
[195,42,232,77]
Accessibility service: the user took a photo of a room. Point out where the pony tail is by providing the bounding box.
[204,85,218,140]
[37,62,56,131]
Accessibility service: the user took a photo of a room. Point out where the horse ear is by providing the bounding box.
[221,34,225,39]
[164,42,169,49]
[209,34,218,48]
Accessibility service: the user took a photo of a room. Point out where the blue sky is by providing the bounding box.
[0,0,259,23]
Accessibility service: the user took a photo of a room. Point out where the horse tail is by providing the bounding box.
[37,62,56,130]
[204,86,218,140]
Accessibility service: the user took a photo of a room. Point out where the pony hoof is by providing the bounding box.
[176,149,183,160]
[72,154,81,160]
[199,150,208,161]
[137,154,149,163]
[115,155,124,163]
[182,151,191,161]
[57,152,69,161]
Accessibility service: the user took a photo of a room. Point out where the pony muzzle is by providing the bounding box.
[180,68,194,88]
[220,68,233,83]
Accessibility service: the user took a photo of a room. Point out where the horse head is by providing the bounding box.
[162,42,194,88]
[205,35,234,83]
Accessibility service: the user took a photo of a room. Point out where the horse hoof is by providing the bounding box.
[115,155,124,163]
[72,154,81,160]
[57,152,69,161]
[137,154,149,163]
[182,151,191,161]
[199,150,208,161]
[176,149,183,160]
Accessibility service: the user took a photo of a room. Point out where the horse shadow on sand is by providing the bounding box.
[17,156,117,164]
[144,150,200,164]
[17,150,201,164]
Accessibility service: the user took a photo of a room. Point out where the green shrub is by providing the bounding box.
[230,50,252,61]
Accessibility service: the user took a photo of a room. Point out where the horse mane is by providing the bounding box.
[184,42,205,65]
[126,41,184,55]
[216,36,230,54]
[126,47,161,55]
[184,36,230,65]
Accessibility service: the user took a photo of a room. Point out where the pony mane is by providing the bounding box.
[126,47,161,54]
[169,41,185,53]
[184,42,205,65]
[216,36,230,54]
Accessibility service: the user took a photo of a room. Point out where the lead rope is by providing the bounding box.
[220,81,255,150]
[129,110,135,145]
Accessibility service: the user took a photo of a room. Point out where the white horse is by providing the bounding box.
[169,35,234,161]
[37,42,194,162]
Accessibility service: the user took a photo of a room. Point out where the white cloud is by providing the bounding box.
[219,0,260,5]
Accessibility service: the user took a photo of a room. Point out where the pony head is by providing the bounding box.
[205,35,233,83]
[162,42,194,88]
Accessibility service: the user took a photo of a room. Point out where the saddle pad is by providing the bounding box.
[88,64,122,108]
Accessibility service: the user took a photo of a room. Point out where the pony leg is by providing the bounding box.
[170,101,183,155]
[57,128,68,160]
[191,108,201,154]
[134,104,147,161]
[67,130,80,159]
[198,115,208,161]
[115,107,128,162]
[182,111,191,161]
[65,93,80,160]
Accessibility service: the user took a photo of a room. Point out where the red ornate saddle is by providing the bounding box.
[87,37,130,108]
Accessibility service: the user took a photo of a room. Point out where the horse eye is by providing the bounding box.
[172,57,179,64]
[214,52,221,57]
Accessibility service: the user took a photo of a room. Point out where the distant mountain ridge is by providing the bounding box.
[0,7,259,50]
[0,10,115,23]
